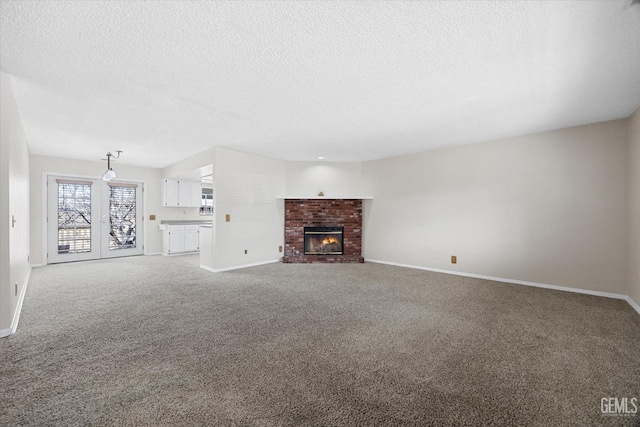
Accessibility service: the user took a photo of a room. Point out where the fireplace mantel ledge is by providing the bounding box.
[276,196,373,200]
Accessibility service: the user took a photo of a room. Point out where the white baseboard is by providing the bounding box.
[626,296,640,316]
[11,266,31,334]
[365,259,634,304]
[201,258,281,273]
[161,251,199,257]
[200,264,217,273]
[0,266,33,337]
[30,263,45,268]
[145,252,162,256]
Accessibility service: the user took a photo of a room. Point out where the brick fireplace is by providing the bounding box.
[284,199,364,263]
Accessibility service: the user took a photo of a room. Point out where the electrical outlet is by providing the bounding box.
[279,246,283,253]
[244,249,248,254]
[226,214,231,222]
[451,256,457,264]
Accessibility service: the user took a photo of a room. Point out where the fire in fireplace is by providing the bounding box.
[304,226,344,255]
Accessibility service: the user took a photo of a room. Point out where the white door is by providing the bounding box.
[100,182,144,258]
[47,176,144,264]
[47,177,102,263]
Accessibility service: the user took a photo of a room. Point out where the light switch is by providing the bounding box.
[225,214,231,222]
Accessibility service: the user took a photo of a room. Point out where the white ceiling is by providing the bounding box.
[1,1,639,168]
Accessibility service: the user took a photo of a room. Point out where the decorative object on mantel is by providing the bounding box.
[317,191,324,196]
[102,150,122,181]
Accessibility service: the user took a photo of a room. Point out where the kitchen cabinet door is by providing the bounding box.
[163,179,179,206]
[184,226,199,252]
[168,226,185,253]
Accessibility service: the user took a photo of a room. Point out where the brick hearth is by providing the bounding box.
[284,199,364,263]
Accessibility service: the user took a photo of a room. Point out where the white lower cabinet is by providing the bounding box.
[163,225,199,255]
[184,225,200,252]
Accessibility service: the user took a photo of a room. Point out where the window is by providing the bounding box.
[200,187,213,215]
[108,185,137,250]
[57,182,92,253]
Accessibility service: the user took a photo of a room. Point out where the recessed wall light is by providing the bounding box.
[317,156,325,160]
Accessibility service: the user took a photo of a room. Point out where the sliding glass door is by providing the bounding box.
[47,176,144,264]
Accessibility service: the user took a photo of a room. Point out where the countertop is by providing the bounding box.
[160,220,213,225]
[159,220,213,231]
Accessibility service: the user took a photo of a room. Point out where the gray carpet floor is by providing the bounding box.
[1,256,639,426]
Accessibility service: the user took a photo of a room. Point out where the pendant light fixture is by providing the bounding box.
[103,150,122,181]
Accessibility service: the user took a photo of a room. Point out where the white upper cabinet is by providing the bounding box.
[163,179,180,206]
[178,182,191,207]
[189,181,202,207]
[162,179,202,207]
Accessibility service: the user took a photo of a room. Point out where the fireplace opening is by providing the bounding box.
[304,226,344,255]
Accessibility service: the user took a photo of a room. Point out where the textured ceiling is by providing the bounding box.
[1,1,640,168]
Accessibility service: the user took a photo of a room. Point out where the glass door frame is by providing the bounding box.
[100,181,144,259]
[46,176,102,264]
[44,173,146,265]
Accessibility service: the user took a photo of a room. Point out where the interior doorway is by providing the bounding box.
[46,175,144,264]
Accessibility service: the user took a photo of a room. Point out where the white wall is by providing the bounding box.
[628,108,640,305]
[29,155,172,263]
[162,148,215,180]
[161,148,215,221]
[285,161,363,197]
[0,72,31,336]
[213,148,285,270]
[362,120,629,294]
